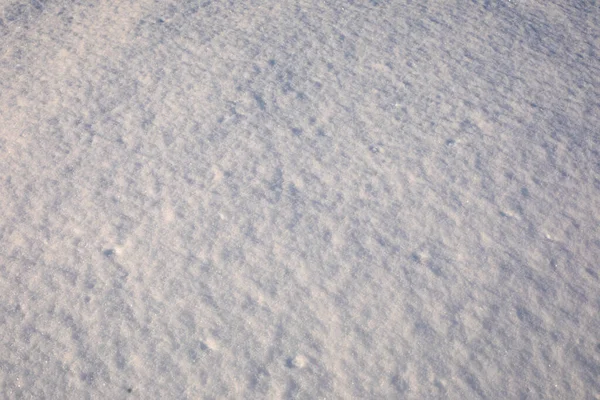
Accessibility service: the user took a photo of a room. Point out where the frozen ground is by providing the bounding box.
[0,0,599,398]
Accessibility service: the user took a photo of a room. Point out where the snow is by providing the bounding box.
[0,0,599,398]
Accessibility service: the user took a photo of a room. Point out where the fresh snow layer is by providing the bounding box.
[0,0,599,399]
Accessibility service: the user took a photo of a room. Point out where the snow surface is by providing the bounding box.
[1,0,599,398]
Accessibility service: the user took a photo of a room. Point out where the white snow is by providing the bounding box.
[0,0,599,398]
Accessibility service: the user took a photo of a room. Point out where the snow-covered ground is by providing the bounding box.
[1,0,599,398]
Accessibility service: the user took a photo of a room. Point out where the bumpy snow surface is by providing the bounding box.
[1,0,599,398]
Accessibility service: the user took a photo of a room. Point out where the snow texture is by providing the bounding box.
[0,0,599,398]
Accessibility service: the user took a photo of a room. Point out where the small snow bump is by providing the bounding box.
[203,337,219,351]
[286,355,308,369]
